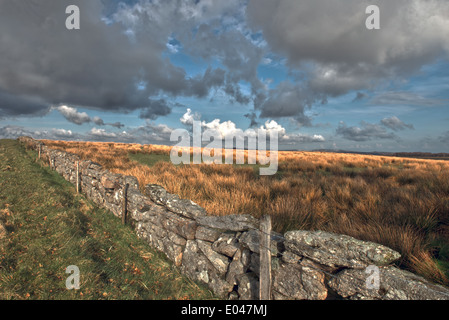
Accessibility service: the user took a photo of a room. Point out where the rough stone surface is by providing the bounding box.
[272,260,328,300]
[328,266,449,300]
[100,173,121,190]
[239,229,284,256]
[196,214,259,232]
[212,232,239,257]
[197,240,230,276]
[195,226,222,242]
[285,230,401,268]
[281,251,302,264]
[226,248,251,285]
[236,272,259,300]
[159,210,197,240]
[181,240,233,297]
[145,184,206,219]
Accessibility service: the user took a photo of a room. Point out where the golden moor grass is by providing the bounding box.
[41,139,449,286]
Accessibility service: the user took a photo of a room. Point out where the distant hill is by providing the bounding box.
[311,149,449,160]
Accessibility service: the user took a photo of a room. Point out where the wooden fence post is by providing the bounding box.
[259,214,272,300]
[38,144,41,160]
[76,161,80,194]
[122,183,129,225]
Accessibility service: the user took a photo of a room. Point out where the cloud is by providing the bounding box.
[247,0,449,120]
[50,128,74,138]
[0,0,253,120]
[0,125,78,141]
[83,127,134,143]
[439,131,449,143]
[180,108,201,126]
[370,91,444,107]
[380,116,414,131]
[179,109,325,145]
[130,122,174,143]
[256,81,325,126]
[0,89,50,118]
[92,116,105,126]
[0,126,42,140]
[336,121,397,142]
[54,106,91,125]
[2,0,448,136]
[139,99,172,120]
[352,92,366,103]
[92,116,124,129]
[244,111,259,127]
[87,128,117,139]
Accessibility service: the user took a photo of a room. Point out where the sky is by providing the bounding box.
[0,0,448,152]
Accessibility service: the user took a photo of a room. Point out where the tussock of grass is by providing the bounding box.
[0,140,214,300]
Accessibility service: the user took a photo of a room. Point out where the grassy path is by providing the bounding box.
[0,139,214,300]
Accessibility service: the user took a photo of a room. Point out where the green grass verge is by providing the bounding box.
[0,139,215,300]
[129,152,172,167]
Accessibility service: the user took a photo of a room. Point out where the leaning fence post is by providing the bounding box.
[259,214,272,300]
[122,183,129,225]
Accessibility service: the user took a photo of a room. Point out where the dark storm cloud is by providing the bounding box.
[0,89,50,118]
[247,0,449,120]
[0,1,171,115]
[139,99,172,120]
[0,0,249,120]
[257,81,326,127]
[3,0,448,131]
[187,67,226,98]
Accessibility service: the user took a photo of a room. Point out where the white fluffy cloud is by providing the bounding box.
[179,109,325,144]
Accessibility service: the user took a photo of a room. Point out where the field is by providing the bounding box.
[0,140,214,299]
[42,139,449,286]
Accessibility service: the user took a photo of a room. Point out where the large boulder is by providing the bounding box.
[284,230,401,268]
[328,266,449,300]
[196,214,259,232]
[145,184,207,219]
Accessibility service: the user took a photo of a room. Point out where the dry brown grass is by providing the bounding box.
[41,139,449,286]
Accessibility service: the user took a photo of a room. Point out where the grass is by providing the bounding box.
[0,139,215,300]
[129,150,273,180]
[129,152,172,168]
[41,139,449,287]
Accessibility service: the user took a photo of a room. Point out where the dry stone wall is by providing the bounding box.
[18,136,449,300]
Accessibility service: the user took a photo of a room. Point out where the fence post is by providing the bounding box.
[76,161,80,194]
[122,183,129,225]
[259,214,272,300]
[38,144,41,160]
